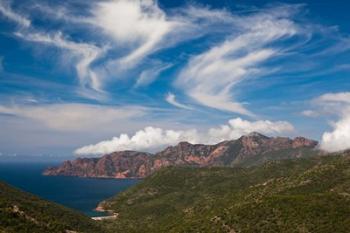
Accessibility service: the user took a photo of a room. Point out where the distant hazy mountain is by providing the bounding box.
[44,133,318,179]
[0,181,105,233]
[98,151,350,233]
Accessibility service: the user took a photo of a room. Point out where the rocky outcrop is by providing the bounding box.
[44,133,319,179]
[44,151,152,178]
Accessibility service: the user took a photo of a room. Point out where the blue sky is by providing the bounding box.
[1,0,350,157]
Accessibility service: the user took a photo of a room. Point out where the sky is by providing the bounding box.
[0,0,350,157]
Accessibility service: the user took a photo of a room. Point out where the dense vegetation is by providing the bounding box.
[0,181,105,233]
[1,152,349,233]
[101,152,350,233]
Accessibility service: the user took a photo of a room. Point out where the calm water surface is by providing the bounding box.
[0,162,139,216]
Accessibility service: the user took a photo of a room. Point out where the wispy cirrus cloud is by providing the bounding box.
[165,92,193,110]
[15,31,105,92]
[1,1,342,108]
[0,0,30,27]
[135,62,172,88]
[0,0,105,96]
[0,0,188,97]
[92,0,176,67]
[175,5,302,116]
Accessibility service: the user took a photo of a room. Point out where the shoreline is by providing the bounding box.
[91,213,118,221]
[91,204,118,221]
[43,172,144,180]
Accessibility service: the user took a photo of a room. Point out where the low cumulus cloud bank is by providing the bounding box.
[75,118,294,156]
[312,92,350,152]
[321,114,350,152]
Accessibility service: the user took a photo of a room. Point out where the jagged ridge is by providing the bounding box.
[44,133,318,179]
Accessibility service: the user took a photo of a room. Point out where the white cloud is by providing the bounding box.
[303,92,350,118]
[309,92,350,152]
[92,0,176,67]
[135,63,171,87]
[321,111,350,152]
[0,1,309,105]
[15,31,105,92]
[301,110,319,117]
[207,118,294,143]
[176,6,300,115]
[0,103,145,131]
[165,92,193,110]
[317,92,350,104]
[75,126,199,155]
[0,0,30,27]
[0,1,106,94]
[75,117,294,155]
[31,2,93,25]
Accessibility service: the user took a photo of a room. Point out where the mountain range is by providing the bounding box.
[44,133,319,179]
[2,133,350,233]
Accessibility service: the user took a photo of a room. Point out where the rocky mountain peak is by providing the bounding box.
[238,132,270,149]
[245,132,270,138]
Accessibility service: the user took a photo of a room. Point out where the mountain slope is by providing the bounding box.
[99,152,350,233]
[44,133,318,178]
[0,181,106,233]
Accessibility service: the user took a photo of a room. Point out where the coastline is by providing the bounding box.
[92,205,118,221]
[43,170,144,180]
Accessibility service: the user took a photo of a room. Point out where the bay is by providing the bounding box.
[0,162,139,216]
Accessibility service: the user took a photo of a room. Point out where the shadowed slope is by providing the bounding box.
[0,181,106,233]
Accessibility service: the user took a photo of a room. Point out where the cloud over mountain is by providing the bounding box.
[75,117,294,155]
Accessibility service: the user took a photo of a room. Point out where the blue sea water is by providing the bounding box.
[0,162,139,216]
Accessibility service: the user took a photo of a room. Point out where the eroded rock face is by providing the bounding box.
[43,151,152,178]
[292,137,318,148]
[43,133,319,178]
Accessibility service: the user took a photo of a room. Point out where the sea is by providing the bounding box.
[0,161,139,217]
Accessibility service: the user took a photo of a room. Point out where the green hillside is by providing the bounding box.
[0,181,106,233]
[100,152,350,233]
